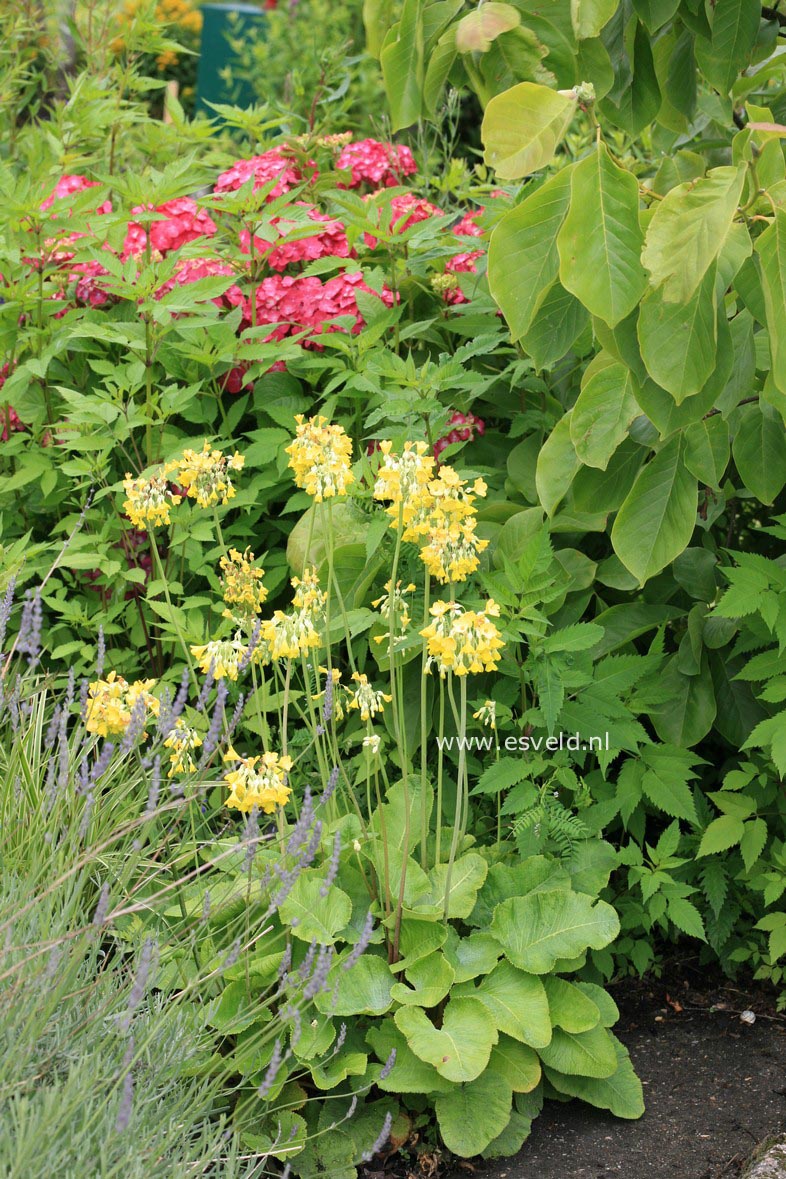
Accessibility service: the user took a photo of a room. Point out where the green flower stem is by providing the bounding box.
[443,675,468,922]
[323,497,357,674]
[435,676,445,867]
[419,571,431,870]
[148,528,196,685]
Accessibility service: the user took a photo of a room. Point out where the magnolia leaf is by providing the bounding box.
[456,3,520,53]
[536,411,579,517]
[490,889,620,974]
[754,211,786,392]
[641,165,746,303]
[638,266,718,401]
[732,402,786,504]
[395,997,498,1082]
[488,167,573,339]
[611,434,698,584]
[557,144,647,326]
[696,0,760,95]
[571,0,617,39]
[570,361,640,469]
[482,82,577,180]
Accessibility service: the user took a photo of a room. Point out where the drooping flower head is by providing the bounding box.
[421,599,504,677]
[164,720,203,776]
[123,473,181,529]
[260,567,326,662]
[286,415,354,501]
[420,516,488,584]
[347,672,391,722]
[168,441,244,509]
[223,748,293,813]
[85,671,160,738]
[220,548,268,623]
[190,637,248,680]
[473,699,497,730]
[373,440,436,537]
[371,580,416,633]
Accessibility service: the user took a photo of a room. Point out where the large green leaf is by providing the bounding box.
[380,0,424,130]
[489,1035,542,1093]
[756,210,786,395]
[390,952,455,1007]
[695,0,760,95]
[611,434,698,584]
[638,266,718,401]
[545,1036,644,1117]
[278,874,352,945]
[366,1021,453,1094]
[683,416,730,487]
[544,976,602,1032]
[488,168,573,339]
[732,402,786,504]
[435,1070,513,1157]
[482,82,576,179]
[413,852,488,920]
[538,1024,618,1078]
[536,411,579,516]
[468,959,552,1048]
[570,361,639,469]
[395,997,498,1082]
[490,889,620,974]
[557,144,647,326]
[314,953,394,1017]
[641,166,746,302]
[633,0,680,31]
[519,281,589,368]
[570,0,617,39]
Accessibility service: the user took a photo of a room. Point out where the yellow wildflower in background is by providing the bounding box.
[123,472,181,529]
[421,599,504,677]
[286,414,354,501]
[223,748,293,814]
[168,441,244,509]
[347,672,391,722]
[85,671,160,739]
[220,548,267,622]
[163,720,202,776]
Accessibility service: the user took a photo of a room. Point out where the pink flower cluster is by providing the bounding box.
[433,410,486,462]
[13,142,491,405]
[251,270,394,344]
[0,364,25,441]
[214,149,307,199]
[122,198,217,258]
[336,139,417,189]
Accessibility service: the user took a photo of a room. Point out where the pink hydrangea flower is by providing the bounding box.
[452,209,484,238]
[214,149,309,198]
[250,270,394,346]
[433,411,485,462]
[41,174,112,215]
[154,256,245,314]
[122,198,217,258]
[239,203,351,270]
[336,139,417,189]
[364,192,442,247]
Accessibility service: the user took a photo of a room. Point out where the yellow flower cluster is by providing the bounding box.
[85,671,160,739]
[261,568,326,661]
[223,748,293,814]
[163,720,203,776]
[373,441,488,584]
[473,699,497,729]
[372,580,416,630]
[347,672,391,722]
[168,441,244,509]
[123,473,181,530]
[373,441,435,538]
[220,548,268,623]
[421,599,504,678]
[285,415,354,502]
[112,0,202,62]
[190,637,248,680]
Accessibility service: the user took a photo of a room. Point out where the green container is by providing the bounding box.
[194,3,267,115]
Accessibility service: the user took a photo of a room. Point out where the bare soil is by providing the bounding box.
[469,969,786,1179]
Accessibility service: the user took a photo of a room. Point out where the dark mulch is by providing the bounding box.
[367,962,786,1179]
